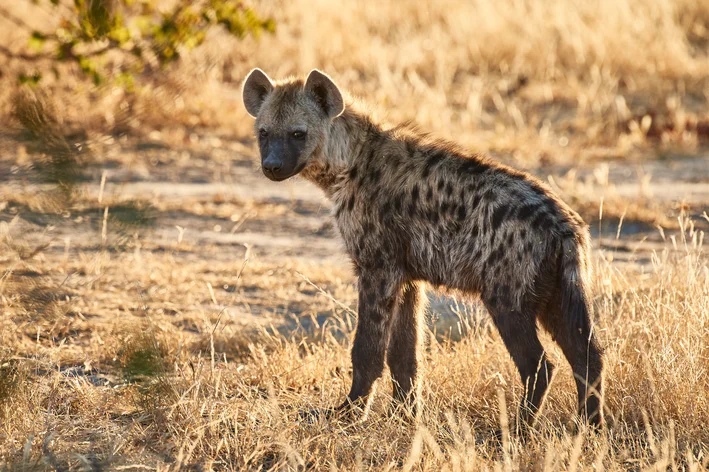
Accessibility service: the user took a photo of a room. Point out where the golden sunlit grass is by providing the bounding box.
[1,0,709,166]
[0,219,708,470]
[1,0,709,470]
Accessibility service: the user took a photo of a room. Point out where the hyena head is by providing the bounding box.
[242,69,345,181]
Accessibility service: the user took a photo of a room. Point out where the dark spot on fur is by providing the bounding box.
[529,182,548,198]
[559,227,575,238]
[437,178,445,191]
[471,194,481,208]
[445,182,454,197]
[358,236,366,250]
[471,225,479,238]
[492,204,511,230]
[431,211,440,224]
[426,186,434,201]
[393,195,402,213]
[381,201,391,217]
[422,150,446,178]
[457,205,467,221]
[364,141,379,165]
[520,228,527,240]
[406,139,417,157]
[348,195,356,211]
[440,202,449,214]
[506,232,514,245]
[460,158,487,175]
[349,166,358,181]
[379,279,388,295]
[411,184,420,202]
[489,247,502,266]
[482,189,496,203]
[369,310,384,323]
[531,211,549,230]
[371,168,381,183]
[516,204,538,221]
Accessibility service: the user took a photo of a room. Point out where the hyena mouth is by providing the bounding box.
[263,160,308,182]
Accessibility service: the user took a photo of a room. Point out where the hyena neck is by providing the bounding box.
[301,107,385,197]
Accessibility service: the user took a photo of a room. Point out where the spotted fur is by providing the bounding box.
[243,69,604,429]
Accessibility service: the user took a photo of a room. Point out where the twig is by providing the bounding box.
[295,271,356,316]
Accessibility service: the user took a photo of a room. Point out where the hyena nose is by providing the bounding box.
[262,159,283,178]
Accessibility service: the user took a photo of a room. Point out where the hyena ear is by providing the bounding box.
[242,68,274,118]
[304,69,345,119]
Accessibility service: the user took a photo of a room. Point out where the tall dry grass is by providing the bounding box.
[1,0,708,166]
[0,216,708,470]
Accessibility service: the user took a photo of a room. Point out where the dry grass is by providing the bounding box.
[1,0,709,165]
[1,214,708,470]
[2,0,709,470]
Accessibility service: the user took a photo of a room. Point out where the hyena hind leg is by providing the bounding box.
[538,288,604,428]
[386,281,427,418]
[483,295,555,433]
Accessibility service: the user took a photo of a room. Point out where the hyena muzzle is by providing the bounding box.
[242,68,604,430]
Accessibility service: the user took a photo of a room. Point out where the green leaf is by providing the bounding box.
[109,25,131,44]
[115,71,135,92]
[29,31,48,52]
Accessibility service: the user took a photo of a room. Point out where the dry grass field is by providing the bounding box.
[1,0,709,470]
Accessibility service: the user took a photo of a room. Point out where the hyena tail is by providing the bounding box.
[560,234,594,339]
[559,232,604,426]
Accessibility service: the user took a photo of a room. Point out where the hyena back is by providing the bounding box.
[243,68,603,429]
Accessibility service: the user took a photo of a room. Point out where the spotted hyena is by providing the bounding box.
[242,68,603,429]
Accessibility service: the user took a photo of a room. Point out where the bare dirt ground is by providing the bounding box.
[2,132,708,339]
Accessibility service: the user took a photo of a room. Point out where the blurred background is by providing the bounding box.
[1,0,709,468]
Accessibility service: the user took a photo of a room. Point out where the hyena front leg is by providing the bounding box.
[338,270,403,415]
[387,281,427,418]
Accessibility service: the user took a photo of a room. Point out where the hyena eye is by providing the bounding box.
[292,130,306,139]
[259,129,268,138]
